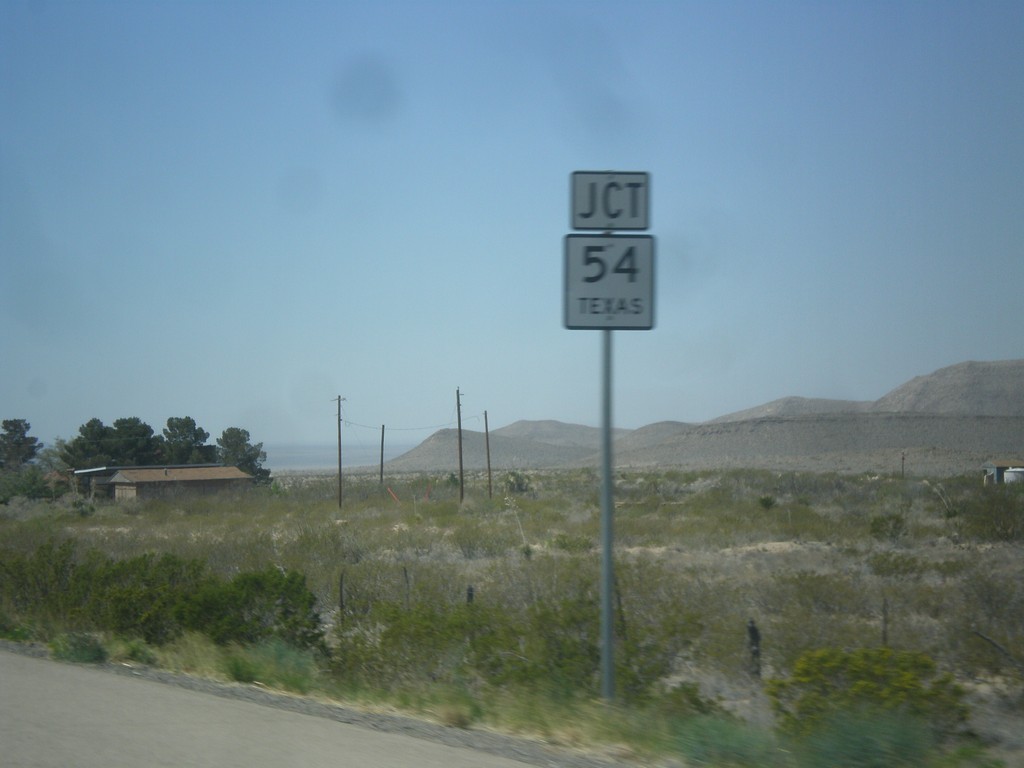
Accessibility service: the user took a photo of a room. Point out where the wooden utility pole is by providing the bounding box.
[379,424,385,484]
[335,396,345,509]
[456,387,464,503]
[484,410,493,499]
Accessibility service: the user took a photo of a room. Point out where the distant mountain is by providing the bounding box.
[492,420,626,448]
[381,359,1024,477]
[605,413,1024,476]
[872,360,1024,416]
[710,397,871,423]
[384,428,595,472]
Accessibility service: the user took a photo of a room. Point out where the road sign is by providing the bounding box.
[571,171,649,230]
[564,234,655,330]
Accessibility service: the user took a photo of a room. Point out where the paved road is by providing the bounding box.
[0,650,534,768]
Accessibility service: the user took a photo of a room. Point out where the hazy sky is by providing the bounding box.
[3,0,1022,454]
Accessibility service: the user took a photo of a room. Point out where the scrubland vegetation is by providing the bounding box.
[1,468,1022,767]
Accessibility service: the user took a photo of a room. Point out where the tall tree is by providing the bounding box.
[59,418,115,468]
[109,417,163,465]
[59,417,164,467]
[162,417,216,464]
[217,427,270,484]
[0,419,41,469]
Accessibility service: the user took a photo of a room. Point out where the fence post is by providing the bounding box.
[747,619,761,678]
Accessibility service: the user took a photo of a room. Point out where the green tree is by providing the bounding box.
[109,417,163,465]
[162,416,216,464]
[59,418,115,468]
[217,427,270,484]
[0,419,41,469]
[59,417,164,468]
[0,465,54,503]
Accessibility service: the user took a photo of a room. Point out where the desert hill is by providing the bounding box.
[872,359,1024,416]
[384,427,596,473]
[710,397,872,423]
[490,420,628,448]
[381,360,1024,477]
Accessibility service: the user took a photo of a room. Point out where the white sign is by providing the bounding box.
[564,235,655,330]
[571,172,649,230]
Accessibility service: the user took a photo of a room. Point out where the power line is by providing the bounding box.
[342,411,485,433]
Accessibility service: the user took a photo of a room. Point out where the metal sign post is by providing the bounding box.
[599,328,614,700]
[564,172,655,701]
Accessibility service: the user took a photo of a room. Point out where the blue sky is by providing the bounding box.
[3,0,1022,455]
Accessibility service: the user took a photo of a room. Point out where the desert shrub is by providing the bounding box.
[223,648,259,683]
[654,681,724,718]
[0,610,31,641]
[79,551,209,645]
[335,596,544,690]
[523,594,600,694]
[505,471,530,494]
[550,532,592,553]
[333,600,477,687]
[767,647,968,740]
[0,538,78,624]
[672,715,785,767]
[870,513,908,544]
[0,541,323,652]
[449,519,515,558]
[222,638,319,693]
[759,495,777,510]
[0,466,58,503]
[960,485,1024,542]
[50,632,108,664]
[868,552,925,579]
[118,637,158,666]
[182,567,323,650]
[330,582,690,703]
[774,570,869,616]
[795,707,935,768]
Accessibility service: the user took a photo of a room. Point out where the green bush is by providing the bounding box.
[767,647,968,740]
[182,567,323,650]
[80,551,209,645]
[223,649,259,683]
[961,485,1024,542]
[120,638,158,666]
[0,542,323,652]
[223,638,322,693]
[51,632,108,664]
[673,715,785,767]
[868,552,924,579]
[870,513,908,544]
[523,594,600,694]
[0,466,58,503]
[0,610,31,641]
[550,532,592,553]
[796,708,935,768]
[0,538,78,624]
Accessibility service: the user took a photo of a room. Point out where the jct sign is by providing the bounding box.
[564,235,654,330]
[571,171,649,230]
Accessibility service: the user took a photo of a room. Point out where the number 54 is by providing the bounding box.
[583,245,639,283]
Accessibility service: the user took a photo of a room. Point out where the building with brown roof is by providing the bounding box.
[106,466,253,501]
